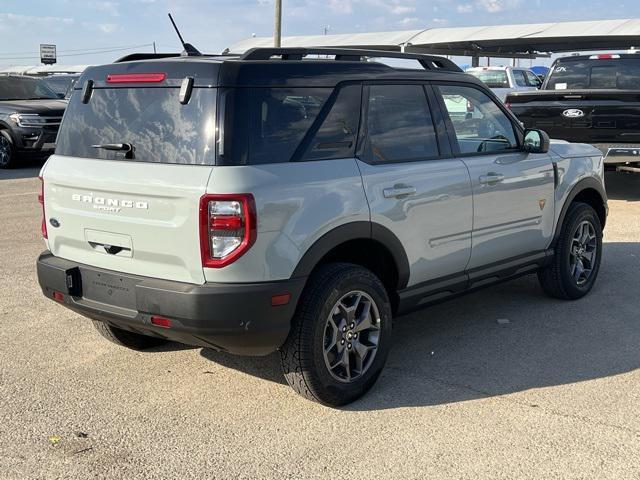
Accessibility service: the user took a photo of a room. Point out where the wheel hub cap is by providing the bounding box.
[322,290,381,383]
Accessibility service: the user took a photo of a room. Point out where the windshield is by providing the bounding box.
[0,76,59,100]
[56,87,217,165]
[468,70,509,89]
[546,58,640,90]
[42,75,79,98]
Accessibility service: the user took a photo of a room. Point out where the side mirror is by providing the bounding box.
[523,129,550,154]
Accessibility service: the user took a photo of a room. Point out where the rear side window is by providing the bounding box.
[467,70,509,89]
[56,88,217,165]
[220,88,331,165]
[303,84,361,161]
[365,84,439,163]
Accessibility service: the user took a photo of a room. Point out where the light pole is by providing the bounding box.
[274,0,282,47]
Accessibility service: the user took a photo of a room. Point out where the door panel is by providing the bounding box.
[435,83,555,269]
[462,152,555,268]
[358,159,473,286]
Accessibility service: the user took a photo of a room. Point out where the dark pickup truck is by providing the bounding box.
[0,75,67,169]
[506,54,640,171]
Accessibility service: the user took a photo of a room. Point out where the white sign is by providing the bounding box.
[40,44,57,65]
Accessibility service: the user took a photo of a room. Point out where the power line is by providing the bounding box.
[0,43,154,61]
[0,43,154,56]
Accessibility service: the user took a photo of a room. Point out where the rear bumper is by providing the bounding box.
[36,251,306,356]
[592,143,640,165]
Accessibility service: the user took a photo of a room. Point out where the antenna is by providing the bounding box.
[167,13,202,56]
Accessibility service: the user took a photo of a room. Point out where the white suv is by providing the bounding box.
[37,48,607,405]
[467,66,542,102]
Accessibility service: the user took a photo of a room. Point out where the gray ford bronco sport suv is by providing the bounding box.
[37,48,607,406]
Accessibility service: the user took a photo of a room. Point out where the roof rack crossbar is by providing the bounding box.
[239,47,462,72]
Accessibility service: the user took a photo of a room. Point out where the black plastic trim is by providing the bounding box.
[290,221,410,289]
[397,250,553,315]
[552,177,608,245]
[37,251,305,356]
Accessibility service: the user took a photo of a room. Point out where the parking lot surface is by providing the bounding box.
[1,167,639,479]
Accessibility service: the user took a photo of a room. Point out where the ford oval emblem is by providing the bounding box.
[562,109,585,118]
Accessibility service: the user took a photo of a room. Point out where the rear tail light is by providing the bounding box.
[52,291,64,303]
[199,193,256,268]
[38,176,47,239]
[106,73,167,84]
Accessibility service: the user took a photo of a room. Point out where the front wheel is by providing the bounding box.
[538,202,603,299]
[0,131,15,169]
[280,263,393,406]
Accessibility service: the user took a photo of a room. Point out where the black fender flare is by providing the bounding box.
[290,221,410,290]
[553,177,608,245]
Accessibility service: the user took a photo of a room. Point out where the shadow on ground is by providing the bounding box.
[192,241,639,410]
[0,161,44,181]
[605,170,640,201]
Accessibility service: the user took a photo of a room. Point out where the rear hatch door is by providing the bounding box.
[43,61,219,284]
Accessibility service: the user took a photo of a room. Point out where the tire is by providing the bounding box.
[0,130,15,169]
[92,321,167,350]
[280,262,393,406]
[538,202,603,300]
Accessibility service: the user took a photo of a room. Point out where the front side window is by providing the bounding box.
[437,84,518,155]
[365,84,439,163]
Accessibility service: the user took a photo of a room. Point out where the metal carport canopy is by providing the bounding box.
[228,18,640,58]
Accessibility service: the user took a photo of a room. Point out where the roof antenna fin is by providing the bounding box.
[168,13,202,56]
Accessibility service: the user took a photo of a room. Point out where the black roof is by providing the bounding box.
[79,47,476,89]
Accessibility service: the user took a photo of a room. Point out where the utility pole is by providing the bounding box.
[274,0,282,47]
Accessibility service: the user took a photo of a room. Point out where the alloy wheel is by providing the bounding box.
[569,220,598,286]
[322,290,381,383]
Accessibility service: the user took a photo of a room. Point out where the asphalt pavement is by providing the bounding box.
[1,166,639,479]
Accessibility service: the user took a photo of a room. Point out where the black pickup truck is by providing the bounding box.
[0,75,67,169]
[506,54,640,171]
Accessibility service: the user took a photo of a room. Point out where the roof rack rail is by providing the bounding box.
[239,47,462,72]
[115,53,183,63]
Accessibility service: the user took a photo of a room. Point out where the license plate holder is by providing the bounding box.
[80,269,137,310]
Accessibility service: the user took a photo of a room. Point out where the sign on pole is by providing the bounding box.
[40,44,57,65]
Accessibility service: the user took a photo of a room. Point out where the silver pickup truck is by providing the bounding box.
[467,66,542,102]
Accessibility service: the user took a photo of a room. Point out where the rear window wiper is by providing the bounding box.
[91,143,135,159]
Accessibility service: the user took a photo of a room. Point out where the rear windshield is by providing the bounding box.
[546,58,640,90]
[0,76,59,100]
[467,70,509,89]
[56,87,217,165]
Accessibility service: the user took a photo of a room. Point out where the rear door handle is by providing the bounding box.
[479,173,505,185]
[383,185,417,198]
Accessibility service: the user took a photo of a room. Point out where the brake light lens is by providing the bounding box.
[150,315,172,328]
[38,176,47,239]
[589,54,620,60]
[199,193,256,268]
[106,73,167,84]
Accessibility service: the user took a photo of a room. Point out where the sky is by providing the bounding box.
[0,0,639,68]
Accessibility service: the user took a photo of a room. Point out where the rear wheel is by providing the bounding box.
[538,202,603,299]
[0,131,15,169]
[280,263,392,406]
[92,321,167,350]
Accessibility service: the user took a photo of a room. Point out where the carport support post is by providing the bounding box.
[471,55,480,67]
